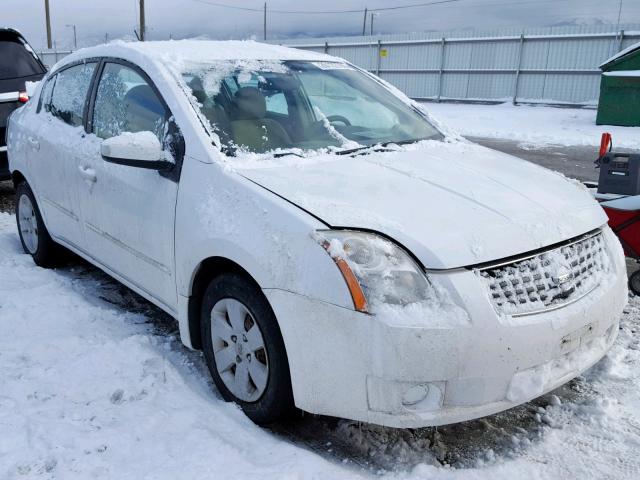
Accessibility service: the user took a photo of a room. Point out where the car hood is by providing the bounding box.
[237,141,607,269]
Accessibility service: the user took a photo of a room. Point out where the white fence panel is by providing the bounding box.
[278,24,640,106]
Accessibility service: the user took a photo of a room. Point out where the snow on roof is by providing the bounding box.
[0,27,24,36]
[62,39,339,68]
[603,70,640,77]
[600,40,640,69]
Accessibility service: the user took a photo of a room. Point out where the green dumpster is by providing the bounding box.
[597,42,640,127]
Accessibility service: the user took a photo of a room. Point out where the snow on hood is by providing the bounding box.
[238,141,607,269]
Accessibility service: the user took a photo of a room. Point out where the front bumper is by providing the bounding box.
[265,229,627,428]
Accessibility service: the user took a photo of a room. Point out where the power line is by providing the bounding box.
[192,0,464,15]
[372,0,462,12]
[191,0,264,12]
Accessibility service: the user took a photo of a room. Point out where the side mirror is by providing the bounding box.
[101,131,174,171]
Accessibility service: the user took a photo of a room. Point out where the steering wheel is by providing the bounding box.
[326,115,352,126]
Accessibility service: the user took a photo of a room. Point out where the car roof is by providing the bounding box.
[60,39,341,69]
[0,27,26,39]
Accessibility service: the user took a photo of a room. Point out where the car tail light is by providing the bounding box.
[18,91,29,103]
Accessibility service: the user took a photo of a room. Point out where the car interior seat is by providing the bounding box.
[229,87,291,152]
[187,77,234,147]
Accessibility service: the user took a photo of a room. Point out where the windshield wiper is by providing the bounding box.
[380,138,425,147]
[273,150,304,158]
[334,144,394,156]
[273,139,429,159]
[335,138,432,156]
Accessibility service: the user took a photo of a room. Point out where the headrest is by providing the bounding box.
[124,85,163,113]
[124,84,165,133]
[188,77,207,104]
[232,87,266,120]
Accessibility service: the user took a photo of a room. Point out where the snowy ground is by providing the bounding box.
[2,102,640,479]
[423,102,640,150]
[1,209,640,479]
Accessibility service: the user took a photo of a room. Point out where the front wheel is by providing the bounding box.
[15,182,62,268]
[201,273,295,425]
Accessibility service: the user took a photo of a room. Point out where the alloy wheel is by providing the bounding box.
[18,194,39,254]
[210,298,269,402]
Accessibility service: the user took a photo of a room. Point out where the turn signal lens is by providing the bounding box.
[322,240,369,313]
[18,91,29,103]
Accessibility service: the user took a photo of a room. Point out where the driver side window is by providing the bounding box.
[92,62,167,141]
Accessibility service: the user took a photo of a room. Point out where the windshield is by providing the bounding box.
[183,60,442,155]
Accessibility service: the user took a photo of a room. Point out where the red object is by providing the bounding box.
[599,132,612,158]
[18,91,29,103]
[602,204,640,259]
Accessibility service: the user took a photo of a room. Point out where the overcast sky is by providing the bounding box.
[4,0,640,50]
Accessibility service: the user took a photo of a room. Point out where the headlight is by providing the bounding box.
[316,230,430,312]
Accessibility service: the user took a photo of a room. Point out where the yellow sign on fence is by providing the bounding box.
[380,48,388,58]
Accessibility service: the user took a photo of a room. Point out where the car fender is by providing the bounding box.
[175,156,354,310]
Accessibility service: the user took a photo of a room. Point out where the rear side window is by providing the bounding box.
[38,75,56,113]
[49,63,97,127]
[0,36,45,80]
[92,63,168,141]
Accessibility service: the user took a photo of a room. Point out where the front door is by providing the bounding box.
[77,61,180,312]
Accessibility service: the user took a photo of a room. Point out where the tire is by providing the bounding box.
[629,269,640,296]
[201,273,295,425]
[15,182,63,268]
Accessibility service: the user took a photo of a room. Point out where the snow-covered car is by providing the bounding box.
[6,40,627,428]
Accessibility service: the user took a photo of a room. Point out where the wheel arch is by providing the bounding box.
[11,169,27,189]
[187,256,263,350]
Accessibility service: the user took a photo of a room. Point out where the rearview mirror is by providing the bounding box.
[101,131,174,171]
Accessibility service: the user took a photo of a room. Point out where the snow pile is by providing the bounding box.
[24,80,40,97]
[2,211,640,478]
[422,102,640,150]
[506,334,611,403]
[0,213,350,479]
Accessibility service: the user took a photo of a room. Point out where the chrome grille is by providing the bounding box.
[478,231,607,316]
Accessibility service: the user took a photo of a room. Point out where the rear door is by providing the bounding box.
[76,60,181,312]
[34,62,98,248]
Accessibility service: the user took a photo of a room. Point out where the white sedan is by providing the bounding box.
[7,40,627,427]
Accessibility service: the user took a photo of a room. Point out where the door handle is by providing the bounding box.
[78,165,97,183]
[28,137,40,151]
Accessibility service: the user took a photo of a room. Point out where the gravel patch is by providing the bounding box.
[0,180,14,214]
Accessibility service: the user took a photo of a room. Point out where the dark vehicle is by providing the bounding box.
[1,28,46,180]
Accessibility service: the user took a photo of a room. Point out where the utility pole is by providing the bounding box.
[616,0,623,32]
[66,24,77,50]
[44,0,52,49]
[370,12,377,37]
[140,0,146,41]
[263,3,267,41]
[362,7,368,36]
